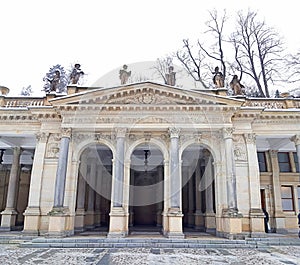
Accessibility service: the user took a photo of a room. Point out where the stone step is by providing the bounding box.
[19,237,262,249]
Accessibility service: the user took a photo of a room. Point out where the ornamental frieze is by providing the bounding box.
[46,133,61,158]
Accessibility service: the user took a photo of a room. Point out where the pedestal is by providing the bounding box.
[0,208,18,231]
[205,212,216,234]
[249,208,265,237]
[107,207,128,238]
[166,208,184,238]
[194,210,205,231]
[23,206,41,235]
[74,208,86,232]
[47,207,71,237]
[84,210,95,230]
[219,209,243,239]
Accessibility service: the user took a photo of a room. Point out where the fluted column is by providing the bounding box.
[244,133,265,234]
[85,159,96,229]
[166,127,184,238]
[156,165,163,226]
[223,128,238,214]
[23,132,49,234]
[169,127,181,208]
[194,159,204,230]
[53,128,71,208]
[113,128,126,207]
[0,147,21,230]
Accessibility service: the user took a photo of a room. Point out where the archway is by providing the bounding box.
[129,143,164,233]
[74,144,113,234]
[181,145,216,234]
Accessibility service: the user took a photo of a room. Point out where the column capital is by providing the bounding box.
[291,135,300,146]
[168,127,180,138]
[36,132,49,143]
[61,128,72,138]
[269,149,278,158]
[244,133,256,144]
[115,127,127,138]
[222,127,234,139]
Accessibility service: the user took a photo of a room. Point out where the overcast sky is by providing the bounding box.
[0,0,299,96]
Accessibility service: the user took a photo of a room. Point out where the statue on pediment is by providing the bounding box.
[212,66,224,88]
[69,63,84,84]
[230,75,244,95]
[165,66,176,86]
[119,64,131,85]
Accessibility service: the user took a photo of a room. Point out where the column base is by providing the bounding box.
[47,207,72,237]
[205,212,216,232]
[220,208,243,238]
[0,208,18,230]
[74,208,86,232]
[23,206,41,235]
[165,208,184,238]
[108,207,128,238]
[194,210,205,231]
[249,208,265,233]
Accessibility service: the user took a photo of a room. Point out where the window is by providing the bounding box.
[278,152,291,172]
[257,152,267,172]
[293,153,299,173]
[281,186,294,211]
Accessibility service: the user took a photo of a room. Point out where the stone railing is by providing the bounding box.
[243,98,300,109]
[0,97,46,108]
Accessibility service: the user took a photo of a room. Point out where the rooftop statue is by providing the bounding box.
[212,66,224,88]
[230,75,244,96]
[119,64,131,85]
[43,64,68,94]
[165,66,176,86]
[69,63,84,85]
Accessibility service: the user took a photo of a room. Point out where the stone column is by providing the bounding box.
[221,128,242,238]
[94,165,103,227]
[291,135,300,172]
[108,128,127,238]
[0,147,21,231]
[166,127,184,238]
[244,133,265,235]
[269,150,286,233]
[203,149,216,233]
[74,155,87,232]
[23,132,48,234]
[187,166,195,227]
[85,159,96,229]
[156,165,163,227]
[48,128,71,236]
[194,159,204,230]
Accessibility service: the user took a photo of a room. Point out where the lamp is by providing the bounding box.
[144,150,149,172]
[0,149,5,164]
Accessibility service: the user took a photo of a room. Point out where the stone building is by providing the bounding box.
[0,82,299,238]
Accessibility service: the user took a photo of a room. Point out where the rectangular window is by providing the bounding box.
[281,186,294,211]
[278,152,291,172]
[293,153,299,173]
[257,152,267,172]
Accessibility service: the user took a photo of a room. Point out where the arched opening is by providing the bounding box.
[129,143,164,234]
[75,144,112,234]
[181,145,216,234]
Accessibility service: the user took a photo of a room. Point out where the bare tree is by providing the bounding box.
[153,56,173,84]
[198,9,228,79]
[285,50,300,83]
[230,10,285,97]
[176,39,208,88]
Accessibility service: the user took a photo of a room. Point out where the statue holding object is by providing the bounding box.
[212,66,224,88]
[230,75,244,95]
[119,64,131,85]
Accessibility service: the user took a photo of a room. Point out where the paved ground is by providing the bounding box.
[0,244,299,265]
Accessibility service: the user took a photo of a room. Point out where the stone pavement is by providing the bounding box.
[0,244,300,264]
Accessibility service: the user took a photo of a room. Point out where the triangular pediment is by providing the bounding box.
[49,81,244,107]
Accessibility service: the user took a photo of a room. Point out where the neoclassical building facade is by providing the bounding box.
[0,82,299,239]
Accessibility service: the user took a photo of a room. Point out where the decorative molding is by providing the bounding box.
[115,128,127,138]
[46,133,61,158]
[244,133,256,144]
[36,132,49,143]
[222,127,234,139]
[61,128,71,138]
[291,135,300,146]
[169,127,180,138]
